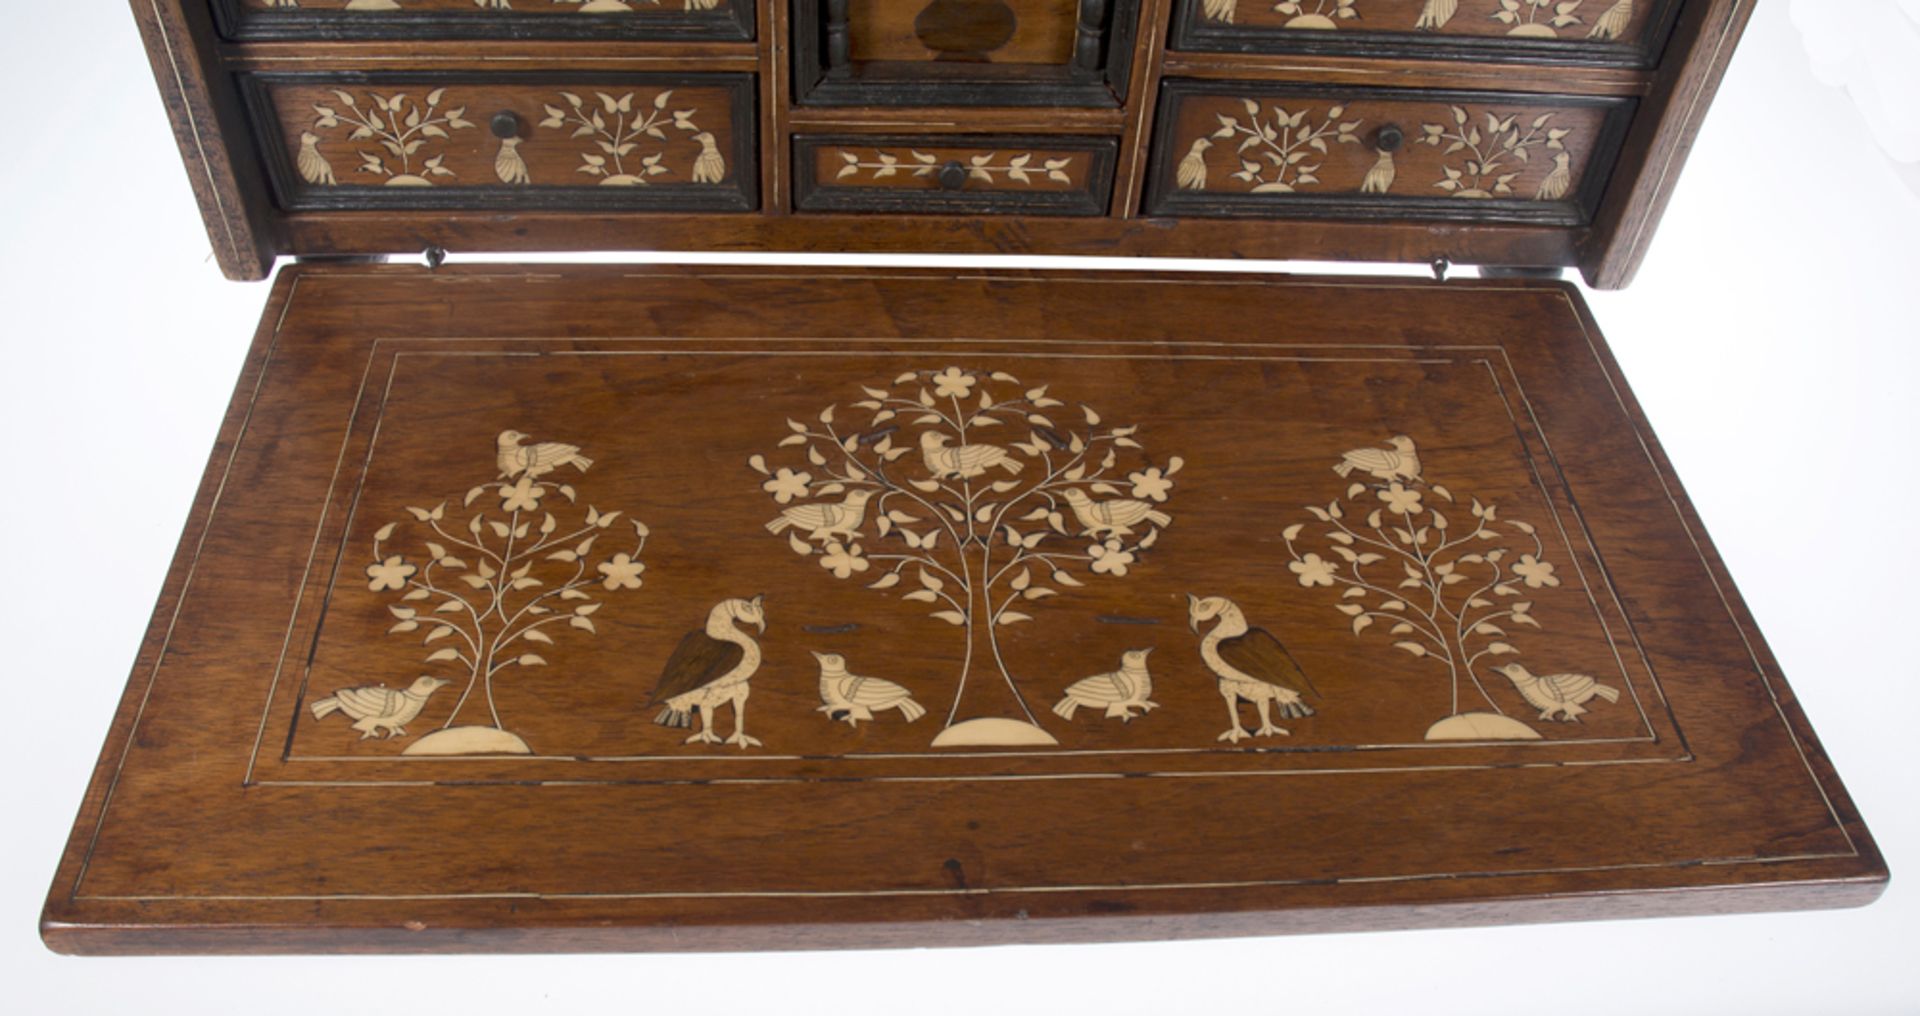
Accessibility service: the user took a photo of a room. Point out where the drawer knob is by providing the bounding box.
[491,111,521,140]
[1374,124,1405,153]
[937,161,969,190]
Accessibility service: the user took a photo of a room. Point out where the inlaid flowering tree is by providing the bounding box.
[1281,445,1564,741]
[750,367,1181,746]
[310,88,474,186]
[361,437,649,755]
[1210,99,1362,193]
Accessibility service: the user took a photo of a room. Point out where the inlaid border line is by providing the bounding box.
[1546,289,1857,856]
[1475,357,1666,744]
[75,844,1859,904]
[70,275,301,897]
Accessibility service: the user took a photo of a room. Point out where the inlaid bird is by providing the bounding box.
[691,132,727,184]
[1053,648,1158,722]
[297,131,336,186]
[1333,434,1422,484]
[495,136,529,185]
[920,431,1024,480]
[496,430,594,480]
[812,652,926,727]
[1360,146,1397,194]
[1177,138,1211,191]
[1189,595,1319,742]
[309,676,448,740]
[650,596,767,747]
[1414,0,1458,30]
[1058,488,1171,539]
[1202,0,1237,23]
[765,489,875,543]
[1587,0,1634,40]
[1494,663,1620,722]
[1536,150,1572,201]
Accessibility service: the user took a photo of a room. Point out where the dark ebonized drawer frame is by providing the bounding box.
[1167,0,1685,69]
[239,71,760,213]
[1143,80,1637,228]
[791,0,1140,108]
[793,134,1119,215]
[211,0,757,42]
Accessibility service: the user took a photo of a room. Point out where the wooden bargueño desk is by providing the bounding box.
[41,265,1884,952]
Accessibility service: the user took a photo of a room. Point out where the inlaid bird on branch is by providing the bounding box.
[1415,0,1458,30]
[691,132,727,184]
[1053,648,1158,722]
[1494,663,1619,722]
[765,489,875,543]
[650,596,767,748]
[297,131,336,185]
[1058,488,1171,539]
[1334,434,1422,484]
[920,431,1024,480]
[495,430,594,480]
[1587,0,1634,41]
[1177,138,1211,190]
[1189,595,1319,742]
[1536,150,1572,201]
[812,652,926,727]
[309,676,449,740]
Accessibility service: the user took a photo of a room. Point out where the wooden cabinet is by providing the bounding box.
[134,0,1757,285]
[58,0,1888,955]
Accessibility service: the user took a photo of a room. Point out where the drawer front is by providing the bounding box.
[1144,81,1633,226]
[794,135,1118,215]
[1169,0,1680,67]
[792,0,1139,109]
[244,73,757,212]
[213,0,755,41]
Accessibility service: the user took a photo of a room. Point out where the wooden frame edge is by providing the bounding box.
[130,0,279,281]
[1577,0,1758,289]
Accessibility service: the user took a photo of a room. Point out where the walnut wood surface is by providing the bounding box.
[42,264,1885,954]
[128,0,1750,287]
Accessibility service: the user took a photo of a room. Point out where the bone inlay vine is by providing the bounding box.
[831,149,1077,187]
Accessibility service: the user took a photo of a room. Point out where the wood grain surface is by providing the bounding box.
[41,264,1885,954]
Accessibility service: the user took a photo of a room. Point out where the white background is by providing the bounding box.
[2,3,1915,1013]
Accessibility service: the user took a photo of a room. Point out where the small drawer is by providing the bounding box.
[212,0,755,42]
[1144,81,1633,226]
[793,135,1118,216]
[1168,0,1680,67]
[243,73,758,213]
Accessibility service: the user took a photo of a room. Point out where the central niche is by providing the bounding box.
[795,0,1140,108]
